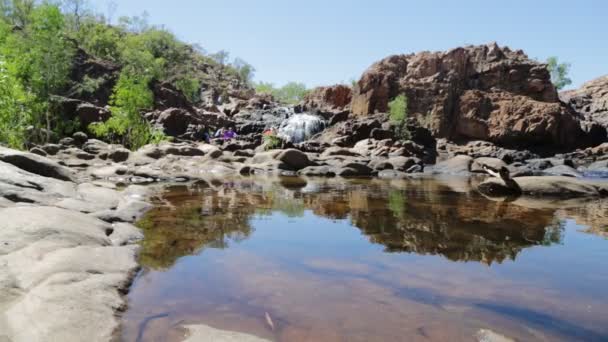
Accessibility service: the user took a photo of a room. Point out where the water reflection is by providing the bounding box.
[125,177,608,342]
[137,177,567,269]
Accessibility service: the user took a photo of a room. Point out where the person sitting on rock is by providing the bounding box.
[223,127,238,141]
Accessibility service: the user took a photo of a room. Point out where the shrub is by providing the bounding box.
[263,133,281,150]
[546,56,572,90]
[89,73,166,149]
[388,94,410,140]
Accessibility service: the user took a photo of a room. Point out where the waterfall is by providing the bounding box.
[278,114,326,143]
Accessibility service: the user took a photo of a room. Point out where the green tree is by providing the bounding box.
[0,0,35,27]
[388,94,410,140]
[0,57,36,148]
[389,94,407,122]
[254,81,275,95]
[89,74,164,149]
[232,57,255,86]
[546,56,572,90]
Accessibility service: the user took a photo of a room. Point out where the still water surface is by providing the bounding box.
[122,177,608,341]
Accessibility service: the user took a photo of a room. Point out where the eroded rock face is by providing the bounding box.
[351,43,596,148]
[561,75,608,136]
[302,84,352,116]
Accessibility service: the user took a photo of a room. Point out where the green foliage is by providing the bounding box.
[546,56,572,90]
[389,94,410,140]
[263,133,281,150]
[254,81,309,104]
[75,18,122,61]
[174,76,200,103]
[0,2,76,145]
[389,94,407,122]
[254,81,275,95]
[0,1,253,149]
[89,74,165,149]
[0,58,35,148]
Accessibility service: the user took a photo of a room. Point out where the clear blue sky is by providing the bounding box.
[90,0,607,89]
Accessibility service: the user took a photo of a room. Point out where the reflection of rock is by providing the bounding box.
[138,178,570,268]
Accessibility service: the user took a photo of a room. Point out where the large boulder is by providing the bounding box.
[351,43,595,149]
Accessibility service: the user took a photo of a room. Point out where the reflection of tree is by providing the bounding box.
[137,178,569,269]
[137,185,256,269]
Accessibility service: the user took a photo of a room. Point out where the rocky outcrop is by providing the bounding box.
[351,43,599,149]
[0,144,154,342]
[301,84,352,116]
[561,75,608,136]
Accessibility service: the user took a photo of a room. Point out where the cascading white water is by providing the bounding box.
[278,113,326,143]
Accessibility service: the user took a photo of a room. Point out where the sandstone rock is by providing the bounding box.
[276,149,312,170]
[82,139,110,155]
[0,206,140,342]
[75,102,110,127]
[108,147,130,162]
[153,81,193,110]
[561,75,608,137]
[352,43,595,149]
[29,147,47,156]
[301,84,352,115]
[41,143,61,155]
[0,147,76,182]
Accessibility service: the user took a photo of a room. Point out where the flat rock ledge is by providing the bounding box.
[0,153,152,342]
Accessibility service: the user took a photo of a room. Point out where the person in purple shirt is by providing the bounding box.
[223,127,238,141]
